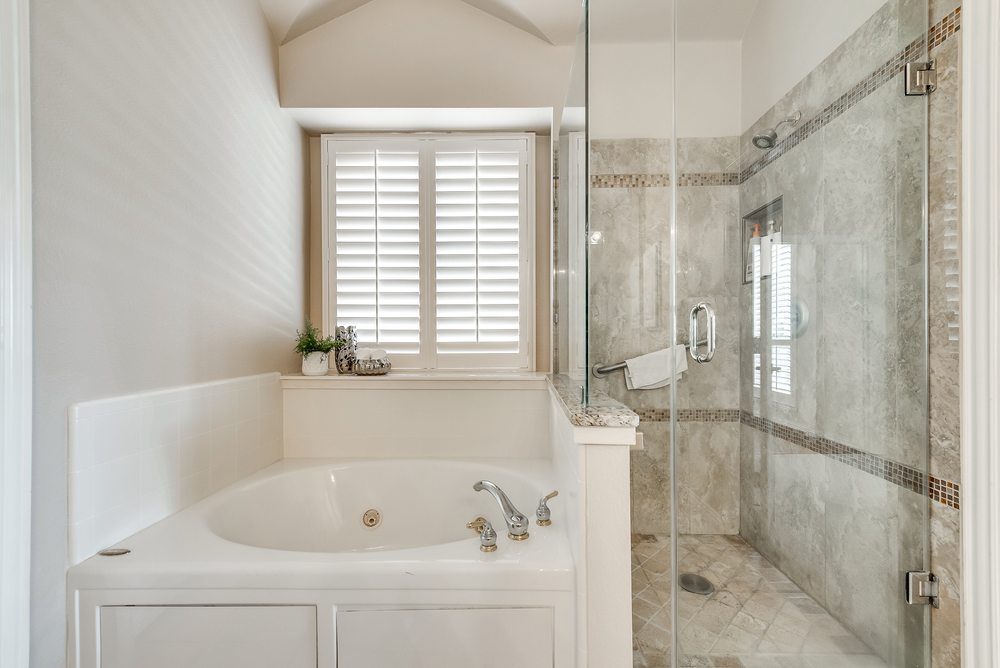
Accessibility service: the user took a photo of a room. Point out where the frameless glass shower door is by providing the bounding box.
[584,0,933,666]
[720,0,932,663]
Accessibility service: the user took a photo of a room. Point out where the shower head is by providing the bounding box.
[752,110,802,150]
[752,129,779,149]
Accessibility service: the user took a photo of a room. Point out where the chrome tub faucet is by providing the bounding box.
[473,480,530,540]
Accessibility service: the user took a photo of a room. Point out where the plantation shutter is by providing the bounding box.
[330,140,421,360]
[770,242,792,396]
[433,139,528,367]
[326,135,531,370]
[770,242,792,341]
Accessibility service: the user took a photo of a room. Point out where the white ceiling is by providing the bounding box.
[258,0,585,46]
[260,0,758,48]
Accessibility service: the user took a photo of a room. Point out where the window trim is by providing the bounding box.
[320,132,536,371]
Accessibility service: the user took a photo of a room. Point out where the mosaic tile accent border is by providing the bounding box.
[591,174,670,188]
[928,6,961,52]
[635,404,961,508]
[930,476,961,510]
[740,7,961,181]
[678,172,740,187]
[740,410,960,510]
[590,173,740,188]
[636,408,741,423]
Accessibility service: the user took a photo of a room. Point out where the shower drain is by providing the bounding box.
[678,573,715,595]
[362,508,381,529]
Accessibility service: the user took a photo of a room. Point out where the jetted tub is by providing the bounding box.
[67,458,576,668]
[207,459,552,554]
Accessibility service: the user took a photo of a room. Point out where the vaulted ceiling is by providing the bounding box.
[259,0,760,49]
[258,0,584,46]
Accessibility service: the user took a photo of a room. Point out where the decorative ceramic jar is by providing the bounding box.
[301,351,329,376]
[334,325,358,374]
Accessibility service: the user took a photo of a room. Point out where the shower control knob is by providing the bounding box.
[536,491,558,526]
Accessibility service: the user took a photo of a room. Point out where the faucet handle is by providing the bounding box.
[479,519,498,552]
[467,517,487,533]
[536,491,558,526]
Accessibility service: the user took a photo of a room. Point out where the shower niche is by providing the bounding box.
[742,197,783,285]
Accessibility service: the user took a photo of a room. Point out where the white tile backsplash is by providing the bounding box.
[68,372,283,565]
[178,432,211,478]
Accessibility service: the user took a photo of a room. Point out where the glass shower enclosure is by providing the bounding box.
[563,0,933,666]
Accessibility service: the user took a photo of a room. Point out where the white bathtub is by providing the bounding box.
[67,458,576,668]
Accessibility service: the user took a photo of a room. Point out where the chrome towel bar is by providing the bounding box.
[591,360,629,378]
[592,338,706,379]
[592,301,717,378]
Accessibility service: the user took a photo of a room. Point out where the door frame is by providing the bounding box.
[961,0,1000,664]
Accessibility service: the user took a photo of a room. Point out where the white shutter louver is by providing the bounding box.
[770,242,793,397]
[434,143,524,356]
[772,344,792,395]
[333,143,420,354]
[771,242,792,341]
[752,244,761,339]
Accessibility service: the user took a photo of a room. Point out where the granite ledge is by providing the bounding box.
[548,374,641,428]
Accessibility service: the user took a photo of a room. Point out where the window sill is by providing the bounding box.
[280,371,549,390]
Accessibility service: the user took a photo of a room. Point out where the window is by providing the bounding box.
[323,134,534,370]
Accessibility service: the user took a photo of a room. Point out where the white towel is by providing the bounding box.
[371,348,387,359]
[355,348,373,360]
[624,346,688,390]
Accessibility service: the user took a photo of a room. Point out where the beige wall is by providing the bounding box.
[29,0,308,665]
[307,134,553,371]
[278,0,573,110]
[589,41,742,140]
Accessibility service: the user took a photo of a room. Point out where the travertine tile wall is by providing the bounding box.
[588,136,742,536]
[926,1,962,666]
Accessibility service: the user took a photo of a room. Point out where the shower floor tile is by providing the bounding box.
[631,534,887,668]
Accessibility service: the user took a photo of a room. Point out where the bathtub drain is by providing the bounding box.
[362,509,381,528]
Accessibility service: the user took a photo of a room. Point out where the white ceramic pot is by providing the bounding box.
[301,351,329,376]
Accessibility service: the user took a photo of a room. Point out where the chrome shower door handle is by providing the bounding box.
[689,302,716,364]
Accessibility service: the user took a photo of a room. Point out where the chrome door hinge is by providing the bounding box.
[905,60,937,96]
[905,571,939,608]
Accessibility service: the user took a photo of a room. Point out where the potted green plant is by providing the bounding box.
[294,319,343,376]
